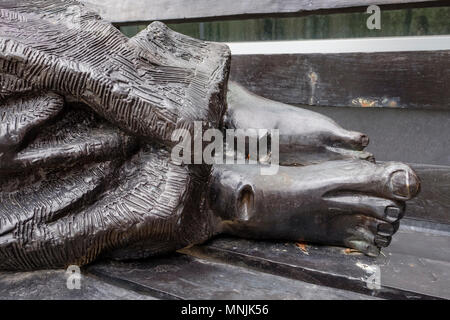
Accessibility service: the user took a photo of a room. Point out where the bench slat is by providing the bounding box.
[181,226,450,300]
[87,253,376,300]
[0,270,156,300]
[90,0,443,24]
[407,164,450,225]
[230,51,450,110]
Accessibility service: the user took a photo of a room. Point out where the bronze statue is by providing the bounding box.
[0,0,419,270]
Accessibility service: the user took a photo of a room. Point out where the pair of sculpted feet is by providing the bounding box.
[0,2,420,269]
[210,82,420,256]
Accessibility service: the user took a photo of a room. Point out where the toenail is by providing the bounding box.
[378,223,394,236]
[392,221,400,233]
[389,170,420,198]
[366,154,376,163]
[360,135,369,147]
[375,235,391,247]
[385,206,401,221]
[367,245,380,257]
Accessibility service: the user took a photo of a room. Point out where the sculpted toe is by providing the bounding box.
[377,222,395,236]
[388,168,421,200]
[374,235,391,247]
[347,240,380,257]
[384,205,404,222]
[346,131,369,149]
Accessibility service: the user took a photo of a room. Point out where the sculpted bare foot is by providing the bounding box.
[226,81,373,165]
[209,160,420,256]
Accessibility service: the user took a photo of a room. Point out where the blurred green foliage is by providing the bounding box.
[120,7,450,41]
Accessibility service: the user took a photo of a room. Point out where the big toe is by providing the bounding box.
[388,166,421,200]
[331,130,370,151]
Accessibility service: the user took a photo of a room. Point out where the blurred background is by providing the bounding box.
[119,6,450,40]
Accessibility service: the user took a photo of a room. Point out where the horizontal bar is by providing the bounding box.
[87,253,375,299]
[226,36,450,55]
[182,231,450,299]
[230,50,450,110]
[85,0,443,24]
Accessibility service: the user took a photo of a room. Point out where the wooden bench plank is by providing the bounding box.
[299,106,450,166]
[407,164,450,224]
[89,0,444,24]
[0,270,156,300]
[87,254,378,300]
[230,51,450,110]
[388,224,450,262]
[181,225,450,300]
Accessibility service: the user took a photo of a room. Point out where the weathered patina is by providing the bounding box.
[0,0,419,270]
